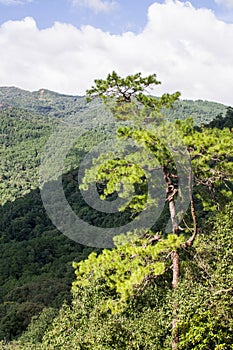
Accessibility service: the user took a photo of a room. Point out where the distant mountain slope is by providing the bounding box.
[0,87,85,119]
[0,107,57,205]
[163,99,228,124]
[0,106,112,205]
[0,87,230,206]
[0,86,228,125]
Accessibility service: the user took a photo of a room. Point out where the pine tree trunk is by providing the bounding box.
[163,167,180,350]
[171,250,179,350]
[169,198,179,350]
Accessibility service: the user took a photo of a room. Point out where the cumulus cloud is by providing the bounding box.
[215,0,233,8]
[70,0,116,13]
[0,1,233,105]
[0,0,32,4]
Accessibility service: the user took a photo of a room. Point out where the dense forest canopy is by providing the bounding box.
[0,76,232,349]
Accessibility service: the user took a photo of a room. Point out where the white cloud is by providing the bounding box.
[0,0,32,4]
[0,1,233,105]
[215,0,233,8]
[70,0,116,13]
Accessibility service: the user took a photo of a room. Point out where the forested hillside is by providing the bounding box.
[0,107,94,340]
[0,87,84,120]
[0,102,131,341]
[0,81,232,349]
[0,86,227,124]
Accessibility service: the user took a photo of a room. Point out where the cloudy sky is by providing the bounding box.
[0,0,233,105]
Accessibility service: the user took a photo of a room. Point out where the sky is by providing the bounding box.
[0,0,233,105]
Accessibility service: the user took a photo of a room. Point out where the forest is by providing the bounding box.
[0,72,233,349]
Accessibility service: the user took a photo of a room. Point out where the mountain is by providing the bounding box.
[0,86,231,343]
[163,98,228,124]
[0,87,84,119]
[0,86,228,125]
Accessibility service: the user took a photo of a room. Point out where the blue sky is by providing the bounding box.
[1,0,164,34]
[0,0,233,104]
[0,0,232,33]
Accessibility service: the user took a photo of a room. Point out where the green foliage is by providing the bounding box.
[0,108,133,341]
[84,72,233,230]
[0,185,99,341]
[21,249,174,349]
[0,87,86,121]
[86,71,180,120]
[163,98,227,125]
[177,203,233,349]
[18,307,58,344]
[86,71,161,102]
[0,301,44,341]
[26,204,233,350]
[80,120,182,216]
[0,108,56,204]
[39,290,173,350]
[0,106,112,205]
[205,106,233,130]
[0,81,233,349]
[80,148,149,213]
[0,86,227,125]
[0,104,137,341]
[80,71,233,350]
[73,232,185,312]
[177,120,233,211]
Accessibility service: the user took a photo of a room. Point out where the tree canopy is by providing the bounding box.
[1,73,232,350]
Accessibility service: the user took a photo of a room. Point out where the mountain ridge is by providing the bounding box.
[0,86,229,125]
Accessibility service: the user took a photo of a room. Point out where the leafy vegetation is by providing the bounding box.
[0,186,97,341]
[82,71,233,349]
[8,203,232,350]
[0,76,232,349]
[0,100,135,341]
[0,107,56,204]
